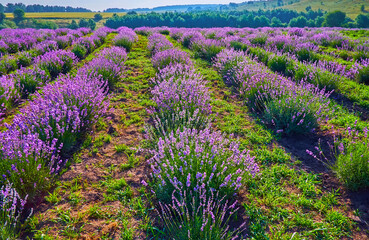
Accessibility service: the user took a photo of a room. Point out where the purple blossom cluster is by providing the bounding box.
[78,46,127,89]
[34,50,77,78]
[147,33,173,55]
[0,183,30,239]
[113,27,138,51]
[152,49,191,70]
[149,128,258,200]
[0,75,21,117]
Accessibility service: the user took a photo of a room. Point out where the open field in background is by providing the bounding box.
[4,12,126,19]
[4,12,126,28]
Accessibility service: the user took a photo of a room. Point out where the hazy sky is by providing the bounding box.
[0,0,247,11]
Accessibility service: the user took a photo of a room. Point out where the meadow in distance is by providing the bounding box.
[1,1,369,239]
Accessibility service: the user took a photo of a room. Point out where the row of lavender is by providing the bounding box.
[144,33,259,238]
[0,27,114,119]
[0,28,89,56]
[165,27,369,82]
[161,27,369,191]
[155,27,369,113]
[0,29,133,238]
[0,28,92,75]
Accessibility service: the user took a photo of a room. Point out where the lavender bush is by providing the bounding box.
[152,49,191,70]
[98,46,128,66]
[35,50,77,78]
[213,49,247,88]
[12,67,51,97]
[0,125,60,198]
[148,127,259,202]
[308,126,369,190]
[14,73,109,155]
[114,27,138,51]
[0,76,20,117]
[157,188,246,240]
[147,33,173,55]
[0,184,30,240]
[236,62,332,135]
[80,56,124,90]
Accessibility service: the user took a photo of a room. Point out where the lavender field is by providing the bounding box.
[1,26,369,239]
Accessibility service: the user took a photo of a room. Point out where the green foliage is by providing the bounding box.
[355,14,369,28]
[267,55,293,77]
[289,16,307,27]
[323,11,346,27]
[72,44,88,59]
[262,94,320,135]
[68,20,78,29]
[13,8,25,22]
[356,66,369,85]
[0,12,5,23]
[94,13,103,22]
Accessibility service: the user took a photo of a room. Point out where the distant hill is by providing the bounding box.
[104,4,227,13]
[236,0,369,19]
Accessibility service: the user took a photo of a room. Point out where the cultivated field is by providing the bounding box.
[0,26,369,239]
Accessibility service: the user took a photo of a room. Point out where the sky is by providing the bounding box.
[0,0,247,11]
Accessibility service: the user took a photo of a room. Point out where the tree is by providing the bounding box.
[289,16,307,27]
[361,5,365,12]
[13,8,25,23]
[0,12,5,23]
[356,14,369,28]
[94,13,103,22]
[0,4,4,13]
[323,11,346,27]
[306,6,312,12]
[88,19,96,30]
[315,16,324,27]
[271,17,283,27]
[78,18,89,28]
[69,19,78,29]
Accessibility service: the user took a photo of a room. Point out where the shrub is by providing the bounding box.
[15,73,109,155]
[113,27,138,51]
[262,83,331,135]
[35,50,77,78]
[157,188,246,240]
[147,33,173,55]
[152,49,190,70]
[191,39,224,62]
[12,67,51,97]
[98,46,127,66]
[295,63,343,90]
[0,57,18,75]
[214,49,248,88]
[0,76,20,116]
[356,65,369,84]
[267,55,294,77]
[17,51,33,68]
[0,127,60,198]
[0,184,30,239]
[308,126,369,190]
[148,127,259,202]
[81,56,124,90]
[71,43,88,59]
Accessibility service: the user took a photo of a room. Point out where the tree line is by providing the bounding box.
[0,3,91,13]
[105,8,369,29]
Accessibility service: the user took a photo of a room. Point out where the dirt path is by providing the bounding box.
[26,35,155,240]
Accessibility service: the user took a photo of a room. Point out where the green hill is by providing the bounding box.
[237,0,369,19]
